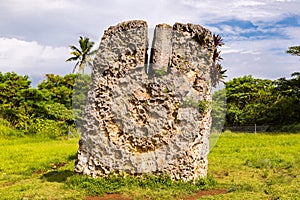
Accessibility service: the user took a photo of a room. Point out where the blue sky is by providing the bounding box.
[209,15,299,40]
[0,0,300,86]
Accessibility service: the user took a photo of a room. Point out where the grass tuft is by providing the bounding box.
[65,173,216,198]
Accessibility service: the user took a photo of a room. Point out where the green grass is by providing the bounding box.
[0,120,24,139]
[66,173,216,199]
[0,131,300,199]
[206,132,300,199]
[0,137,82,199]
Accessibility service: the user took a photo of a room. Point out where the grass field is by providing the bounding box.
[207,132,300,199]
[0,132,299,199]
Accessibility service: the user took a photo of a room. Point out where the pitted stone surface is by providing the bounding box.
[75,20,219,181]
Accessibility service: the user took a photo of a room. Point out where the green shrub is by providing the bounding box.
[0,118,24,138]
[27,118,68,139]
[280,123,300,133]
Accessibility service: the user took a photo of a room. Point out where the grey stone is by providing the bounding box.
[75,20,219,181]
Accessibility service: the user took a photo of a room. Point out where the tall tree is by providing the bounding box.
[66,36,97,73]
[38,74,76,109]
[0,72,31,126]
[225,75,275,126]
[287,46,300,57]
[270,73,300,125]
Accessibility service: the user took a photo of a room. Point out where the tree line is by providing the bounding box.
[0,71,299,136]
[224,73,300,130]
[211,45,300,132]
[0,72,77,138]
[0,37,299,136]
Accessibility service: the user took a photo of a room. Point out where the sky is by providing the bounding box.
[0,0,300,86]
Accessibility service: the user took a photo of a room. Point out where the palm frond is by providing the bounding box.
[70,51,82,57]
[66,56,79,62]
[69,45,81,54]
[213,34,224,47]
[79,37,89,53]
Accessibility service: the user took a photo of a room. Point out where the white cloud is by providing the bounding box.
[284,27,300,40]
[2,0,78,14]
[220,36,299,80]
[180,0,299,22]
[233,0,266,7]
[0,0,299,83]
[0,37,72,85]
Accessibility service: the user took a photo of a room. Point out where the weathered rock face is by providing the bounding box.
[75,20,218,181]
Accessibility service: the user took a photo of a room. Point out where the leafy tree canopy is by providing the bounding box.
[0,72,77,137]
[225,75,275,126]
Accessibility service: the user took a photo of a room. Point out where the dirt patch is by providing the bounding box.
[50,162,67,169]
[33,169,48,174]
[181,189,227,200]
[86,194,132,200]
[33,162,68,174]
[86,189,227,200]
[2,181,16,187]
[212,170,230,178]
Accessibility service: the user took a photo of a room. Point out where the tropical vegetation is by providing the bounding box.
[66,36,96,73]
[224,73,300,129]
[0,72,76,138]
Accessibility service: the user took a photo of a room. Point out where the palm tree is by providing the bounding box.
[66,36,97,73]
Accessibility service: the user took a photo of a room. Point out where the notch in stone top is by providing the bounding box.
[149,23,172,76]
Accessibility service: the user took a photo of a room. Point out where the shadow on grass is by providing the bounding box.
[42,170,75,183]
